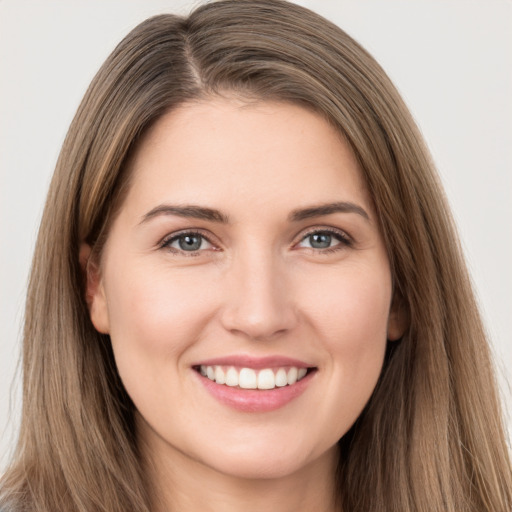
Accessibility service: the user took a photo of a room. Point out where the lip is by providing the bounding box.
[193,355,313,370]
[192,355,317,413]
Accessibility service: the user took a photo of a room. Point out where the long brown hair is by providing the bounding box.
[1,1,510,510]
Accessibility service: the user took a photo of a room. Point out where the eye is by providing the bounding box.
[161,232,214,254]
[297,229,351,251]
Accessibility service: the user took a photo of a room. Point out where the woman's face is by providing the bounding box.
[86,98,404,480]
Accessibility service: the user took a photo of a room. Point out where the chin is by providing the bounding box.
[205,454,312,480]
[194,436,336,481]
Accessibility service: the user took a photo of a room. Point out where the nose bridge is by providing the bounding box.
[221,242,296,339]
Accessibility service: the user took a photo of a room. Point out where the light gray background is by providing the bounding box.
[1,0,511,469]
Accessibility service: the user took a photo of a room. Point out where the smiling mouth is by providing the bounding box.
[193,365,315,390]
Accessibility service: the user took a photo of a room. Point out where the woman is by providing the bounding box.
[1,0,510,510]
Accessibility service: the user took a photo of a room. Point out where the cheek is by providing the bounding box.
[102,261,225,426]
[299,263,391,419]
[332,277,389,372]
[302,260,391,343]
[104,261,219,368]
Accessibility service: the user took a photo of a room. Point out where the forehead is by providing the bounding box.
[122,97,372,218]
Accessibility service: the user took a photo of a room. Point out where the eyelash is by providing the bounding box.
[160,230,215,256]
[297,228,353,254]
[159,227,353,256]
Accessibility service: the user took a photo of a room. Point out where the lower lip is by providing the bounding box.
[195,370,315,413]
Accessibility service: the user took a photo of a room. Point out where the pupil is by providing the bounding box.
[179,235,201,251]
[310,233,331,249]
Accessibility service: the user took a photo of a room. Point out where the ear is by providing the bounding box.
[387,291,408,341]
[79,244,110,334]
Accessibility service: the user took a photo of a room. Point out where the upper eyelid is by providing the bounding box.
[295,226,352,243]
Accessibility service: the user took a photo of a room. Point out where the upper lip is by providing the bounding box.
[193,355,314,369]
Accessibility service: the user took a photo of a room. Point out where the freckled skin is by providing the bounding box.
[86,98,404,507]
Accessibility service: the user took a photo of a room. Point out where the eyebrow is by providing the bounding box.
[289,201,370,222]
[140,204,229,224]
[140,201,370,225]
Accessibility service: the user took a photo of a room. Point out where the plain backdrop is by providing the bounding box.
[1,0,511,469]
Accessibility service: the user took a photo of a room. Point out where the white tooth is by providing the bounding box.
[214,366,226,384]
[225,367,239,387]
[239,368,257,389]
[297,368,307,380]
[257,369,276,390]
[200,365,207,376]
[287,367,298,385]
[275,368,288,387]
[206,366,215,380]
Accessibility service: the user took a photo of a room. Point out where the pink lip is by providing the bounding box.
[196,372,314,412]
[193,357,316,413]
[193,354,313,370]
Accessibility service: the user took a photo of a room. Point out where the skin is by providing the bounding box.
[84,97,405,512]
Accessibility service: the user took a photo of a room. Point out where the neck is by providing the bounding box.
[140,428,339,512]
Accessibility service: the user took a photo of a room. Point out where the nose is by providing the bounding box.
[220,247,297,341]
